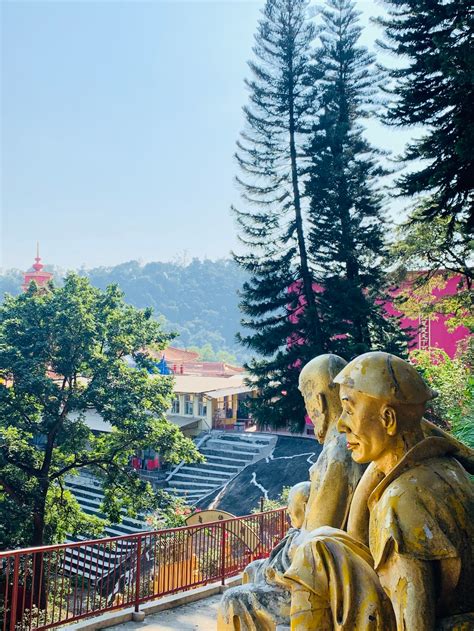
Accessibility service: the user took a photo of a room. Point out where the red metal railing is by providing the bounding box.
[0,508,287,631]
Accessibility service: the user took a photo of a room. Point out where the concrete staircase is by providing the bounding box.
[64,475,150,588]
[63,432,277,585]
[66,475,149,537]
[166,431,276,505]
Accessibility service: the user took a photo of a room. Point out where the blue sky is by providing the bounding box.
[1,0,411,271]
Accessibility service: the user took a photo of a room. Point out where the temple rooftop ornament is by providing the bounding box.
[22,242,53,292]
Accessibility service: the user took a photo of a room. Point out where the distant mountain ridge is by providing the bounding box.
[0,258,250,362]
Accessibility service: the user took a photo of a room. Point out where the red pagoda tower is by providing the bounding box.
[22,243,53,291]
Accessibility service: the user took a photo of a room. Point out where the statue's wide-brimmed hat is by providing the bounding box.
[333,351,437,405]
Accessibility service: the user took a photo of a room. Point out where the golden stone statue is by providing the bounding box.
[284,352,474,630]
[217,354,366,630]
[242,481,311,589]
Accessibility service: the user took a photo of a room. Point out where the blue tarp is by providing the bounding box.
[157,355,171,375]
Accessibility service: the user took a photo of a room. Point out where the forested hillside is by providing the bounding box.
[0,259,250,361]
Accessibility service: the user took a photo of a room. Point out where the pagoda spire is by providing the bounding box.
[22,244,53,291]
[33,242,43,272]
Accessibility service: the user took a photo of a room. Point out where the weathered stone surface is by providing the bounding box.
[286,352,474,630]
[219,352,474,630]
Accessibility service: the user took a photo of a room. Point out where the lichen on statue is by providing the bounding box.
[217,354,366,631]
[284,352,474,631]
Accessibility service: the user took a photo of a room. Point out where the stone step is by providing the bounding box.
[169,485,216,494]
[78,506,145,535]
[177,467,234,478]
[72,503,145,534]
[164,432,275,506]
[169,489,211,500]
[206,439,260,453]
[66,479,150,530]
[178,495,205,502]
[202,449,249,466]
[200,448,254,461]
[170,480,218,489]
[172,474,228,485]
[186,462,240,473]
[67,487,103,501]
[216,434,273,446]
[64,543,130,572]
[68,535,136,551]
[66,487,146,529]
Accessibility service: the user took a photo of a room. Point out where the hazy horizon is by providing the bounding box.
[2,0,414,271]
[0,252,237,274]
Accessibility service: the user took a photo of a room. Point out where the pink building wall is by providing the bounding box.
[289,276,469,431]
[384,274,470,358]
[289,276,470,360]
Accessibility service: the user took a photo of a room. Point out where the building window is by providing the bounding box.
[171,396,180,414]
[198,396,207,417]
[184,394,194,415]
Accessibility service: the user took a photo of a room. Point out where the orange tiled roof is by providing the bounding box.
[148,346,245,376]
[178,362,244,376]
[148,346,200,362]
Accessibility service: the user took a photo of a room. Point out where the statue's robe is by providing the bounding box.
[217,427,365,631]
[284,437,474,630]
[242,527,299,586]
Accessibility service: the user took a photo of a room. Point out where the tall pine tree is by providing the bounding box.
[233,0,325,431]
[378,0,474,238]
[307,0,408,357]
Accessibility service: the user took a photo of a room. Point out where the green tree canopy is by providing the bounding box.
[307,0,408,357]
[390,206,473,334]
[0,275,200,549]
[378,0,474,237]
[234,0,327,431]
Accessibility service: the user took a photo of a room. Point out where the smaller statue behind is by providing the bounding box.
[243,481,311,587]
[218,481,310,631]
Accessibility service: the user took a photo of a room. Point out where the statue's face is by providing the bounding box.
[337,385,393,464]
[287,495,305,529]
[299,379,326,443]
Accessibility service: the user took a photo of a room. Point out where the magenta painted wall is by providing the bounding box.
[289,277,470,359]
[384,275,470,358]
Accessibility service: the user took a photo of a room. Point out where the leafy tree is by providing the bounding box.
[377,0,474,237]
[84,258,250,362]
[0,275,201,549]
[251,486,291,513]
[391,205,473,333]
[145,495,197,529]
[307,0,408,357]
[392,206,473,283]
[412,345,474,448]
[0,259,252,363]
[234,0,326,431]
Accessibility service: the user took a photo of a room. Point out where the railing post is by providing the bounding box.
[9,555,20,631]
[259,501,265,556]
[220,522,226,586]
[134,535,142,613]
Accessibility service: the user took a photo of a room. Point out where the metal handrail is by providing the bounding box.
[0,508,288,631]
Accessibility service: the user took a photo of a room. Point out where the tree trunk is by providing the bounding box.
[332,73,370,348]
[288,67,325,350]
[31,490,48,610]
